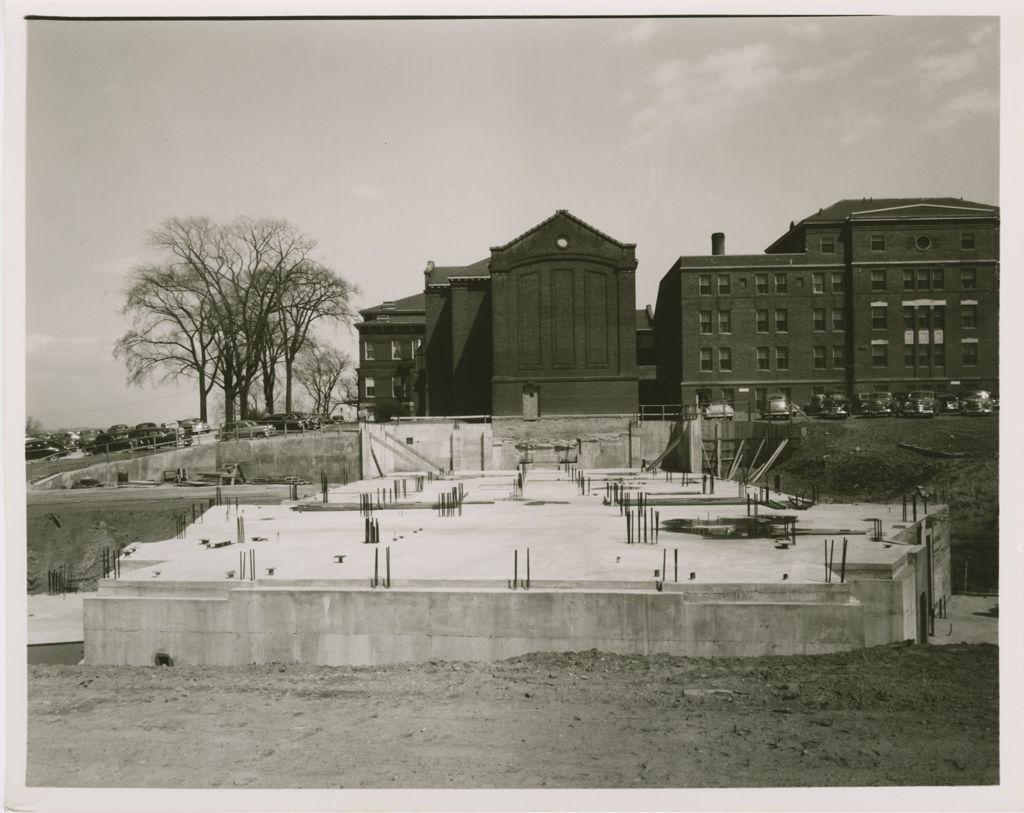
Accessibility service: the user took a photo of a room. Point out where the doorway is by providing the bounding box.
[522,384,539,419]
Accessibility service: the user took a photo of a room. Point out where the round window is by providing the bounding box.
[916,235,931,250]
[556,236,569,249]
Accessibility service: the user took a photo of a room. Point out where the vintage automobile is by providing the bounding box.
[960,390,993,416]
[219,420,277,440]
[25,438,69,461]
[266,412,306,431]
[50,431,80,449]
[702,400,735,420]
[899,391,937,418]
[86,432,134,454]
[936,394,961,414]
[128,425,179,449]
[106,424,131,438]
[818,400,850,420]
[759,394,793,421]
[859,396,893,418]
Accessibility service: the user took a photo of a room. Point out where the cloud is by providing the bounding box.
[916,50,980,86]
[350,184,385,200]
[26,333,107,358]
[926,89,999,128]
[786,20,823,40]
[630,43,783,145]
[968,23,996,47]
[826,110,883,146]
[614,19,660,46]
[792,50,869,84]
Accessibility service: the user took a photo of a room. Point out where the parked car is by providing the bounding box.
[219,420,277,440]
[702,400,735,420]
[78,429,103,447]
[50,431,80,449]
[25,438,68,461]
[129,425,178,449]
[135,422,159,431]
[991,394,999,411]
[936,394,961,414]
[900,391,937,418]
[297,413,322,430]
[87,432,134,454]
[106,424,130,438]
[959,390,993,416]
[805,394,826,416]
[859,396,893,418]
[180,418,208,434]
[853,391,893,414]
[818,400,850,420]
[760,395,792,421]
[266,413,306,431]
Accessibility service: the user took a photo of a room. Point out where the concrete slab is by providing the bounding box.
[103,469,925,589]
[27,594,85,644]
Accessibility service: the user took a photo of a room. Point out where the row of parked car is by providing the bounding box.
[25,419,213,461]
[699,389,998,422]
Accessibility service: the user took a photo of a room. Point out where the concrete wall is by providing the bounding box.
[362,421,495,476]
[85,581,867,667]
[33,431,361,489]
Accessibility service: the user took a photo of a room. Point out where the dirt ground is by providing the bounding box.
[25,643,997,789]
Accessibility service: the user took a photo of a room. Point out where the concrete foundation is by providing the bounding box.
[82,468,950,667]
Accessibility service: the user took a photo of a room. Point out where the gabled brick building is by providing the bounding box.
[654,198,999,409]
[354,292,425,420]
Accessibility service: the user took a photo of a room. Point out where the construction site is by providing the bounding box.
[27,415,956,668]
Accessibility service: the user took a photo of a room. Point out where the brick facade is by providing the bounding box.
[355,293,425,420]
[655,198,999,408]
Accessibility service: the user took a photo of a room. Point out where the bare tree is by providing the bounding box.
[133,216,357,423]
[294,344,353,416]
[26,416,45,437]
[114,263,219,422]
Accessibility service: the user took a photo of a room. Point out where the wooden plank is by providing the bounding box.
[751,439,789,482]
[727,440,746,480]
[744,438,766,481]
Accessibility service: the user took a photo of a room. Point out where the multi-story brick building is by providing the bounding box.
[654,198,999,409]
[354,292,425,420]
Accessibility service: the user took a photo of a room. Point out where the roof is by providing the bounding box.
[675,253,843,269]
[359,291,425,317]
[635,309,653,331]
[425,257,491,286]
[802,198,998,223]
[492,209,635,252]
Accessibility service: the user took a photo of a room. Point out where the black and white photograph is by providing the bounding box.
[4,1,1022,811]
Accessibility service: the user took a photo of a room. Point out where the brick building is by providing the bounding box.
[424,210,641,417]
[354,293,425,420]
[654,198,999,409]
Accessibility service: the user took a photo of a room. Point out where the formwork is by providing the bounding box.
[83,466,950,666]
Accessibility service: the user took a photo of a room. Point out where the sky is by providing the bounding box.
[21,13,1001,429]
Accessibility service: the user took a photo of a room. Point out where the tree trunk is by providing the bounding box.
[262,365,276,415]
[239,384,250,420]
[197,368,208,422]
[284,359,294,412]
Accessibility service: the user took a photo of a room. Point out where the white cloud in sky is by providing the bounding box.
[968,22,996,46]
[826,109,884,147]
[614,19,661,47]
[926,89,999,129]
[792,50,869,84]
[27,333,107,357]
[785,20,823,40]
[351,184,385,200]
[917,50,980,86]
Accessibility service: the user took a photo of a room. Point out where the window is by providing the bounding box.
[903,269,915,290]
[962,233,976,250]
[813,346,826,369]
[962,342,978,366]
[756,310,769,332]
[755,273,768,295]
[698,275,712,296]
[364,376,376,397]
[774,273,788,294]
[774,309,788,332]
[718,275,731,295]
[820,237,835,254]
[831,308,845,331]
[813,309,826,331]
[872,344,888,367]
[696,388,713,405]
[756,347,770,371]
[916,235,932,251]
[363,340,375,360]
[721,387,735,403]
[903,306,915,329]
[775,346,789,370]
[718,347,732,371]
[391,340,403,360]
[916,309,929,330]
[831,271,844,293]
[699,348,712,371]
[718,311,732,334]
[740,278,748,289]
[933,306,945,330]
[871,270,886,291]
[832,345,846,369]
[962,304,978,329]
[917,344,930,368]
[812,273,824,294]
[699,310,712,334]
[961,268,977,290]
[754,387,768,407]
[932,268,944,289]
[916,269,930,290]
[871,234,885,251]
[392,377,403,398]
[933,344,945,367]
[871,306,887,330]
[904,343,915,367]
